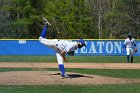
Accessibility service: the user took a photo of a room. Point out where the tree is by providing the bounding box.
[45,0,92,39]
[1,0,140,39]
[0,0,46,38]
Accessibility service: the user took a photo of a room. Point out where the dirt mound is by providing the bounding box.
[0,71,140,85]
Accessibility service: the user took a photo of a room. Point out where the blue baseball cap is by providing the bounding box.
[128,33,131,36]
[77,39,86,46]
[128,33,132,38]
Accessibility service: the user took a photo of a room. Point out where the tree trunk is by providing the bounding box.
[98,0,103,39]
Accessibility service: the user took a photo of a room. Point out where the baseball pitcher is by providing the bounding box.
[123,33,137,63]
[39,17,86,78]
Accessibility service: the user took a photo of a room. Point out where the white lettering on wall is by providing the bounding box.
[81,46,87,53]
[19,40,26,44]
[97,42,104,53]
[77,41,123,54]
[88,42,97,53]
[75,49,78,53]
[114,42,122,53]
[106,42,113,53]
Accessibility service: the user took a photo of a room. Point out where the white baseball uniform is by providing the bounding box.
[39,36,77,64]
[39,22,85,77]
[123,38,136,56]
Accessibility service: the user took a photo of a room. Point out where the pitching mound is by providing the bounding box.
[0,71,140,85]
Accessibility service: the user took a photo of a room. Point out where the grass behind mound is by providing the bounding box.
[0,68,32,72]
[0,56,140,63]
[0,84,140,93]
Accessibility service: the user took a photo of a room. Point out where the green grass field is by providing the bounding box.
[0,56,140,63]
[1,84,140,93]
[0,56,140,93]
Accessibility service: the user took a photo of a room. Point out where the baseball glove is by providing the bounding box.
[134,48,138,52]
[67,51,75,56]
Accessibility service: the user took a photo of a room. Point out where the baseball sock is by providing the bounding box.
[127,55,130,62]
[131,57,133,63]
[40,26,48,38]
[59,64,65,76]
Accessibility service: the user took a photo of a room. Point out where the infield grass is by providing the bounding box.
[0,56,140,93]
[0,84,140,93]
[0,56,140,63]
[1,68,140,79]
[0,68,32,72]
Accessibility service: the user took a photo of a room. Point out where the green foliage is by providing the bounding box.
[0,0,140,39]
[0,0,45,38]
[45,0,92,39]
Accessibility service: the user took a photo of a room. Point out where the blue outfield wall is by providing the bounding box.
[0,39,140,56]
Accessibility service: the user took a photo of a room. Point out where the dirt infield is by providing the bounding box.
[0,62,140,85]
[0,62,140,69]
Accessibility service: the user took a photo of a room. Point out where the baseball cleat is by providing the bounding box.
[42,17,51,26]
[61,74,72,79]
